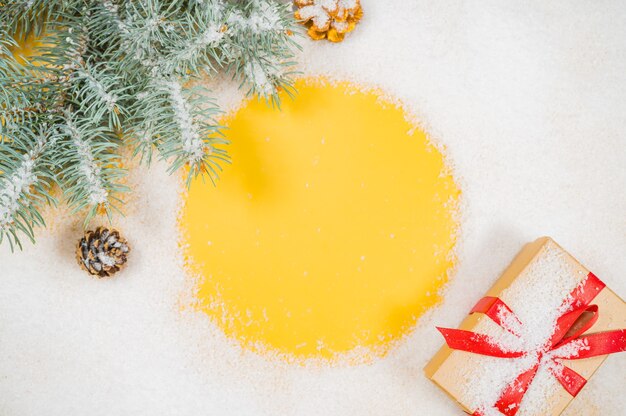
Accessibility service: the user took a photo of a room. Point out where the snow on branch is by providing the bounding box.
[62,110,109,208]
[160,79,206,166]
[0,140,44,230]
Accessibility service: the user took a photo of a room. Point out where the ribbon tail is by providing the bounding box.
[494,365,539,416]
[436,327,525,358]
[551,365,587,397]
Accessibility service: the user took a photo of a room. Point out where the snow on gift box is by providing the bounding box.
[425,237,626,416]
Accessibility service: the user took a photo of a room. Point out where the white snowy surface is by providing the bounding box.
[1,1,626,415]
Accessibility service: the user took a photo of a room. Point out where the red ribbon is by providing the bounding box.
[437,272,626,416]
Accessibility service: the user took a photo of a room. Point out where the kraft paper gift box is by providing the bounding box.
[424,237,626,416]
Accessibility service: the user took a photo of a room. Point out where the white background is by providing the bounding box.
[1,1,625,415]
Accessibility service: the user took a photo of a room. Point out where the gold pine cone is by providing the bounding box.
[76,227,130,278]
[294,0,363,43]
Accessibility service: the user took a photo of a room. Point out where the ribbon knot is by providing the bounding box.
[437,273,626,416]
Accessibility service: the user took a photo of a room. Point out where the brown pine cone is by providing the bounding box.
[76,227,130,278]
[295,0,363,43]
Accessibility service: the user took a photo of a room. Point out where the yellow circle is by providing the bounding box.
[180,79,460,362]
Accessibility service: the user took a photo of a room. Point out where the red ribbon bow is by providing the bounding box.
[437,272,626,416]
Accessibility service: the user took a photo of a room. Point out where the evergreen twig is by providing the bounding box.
[0,0,300,250]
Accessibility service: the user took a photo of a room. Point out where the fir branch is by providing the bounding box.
[1,0,58,38]
[96,0,130,40]
[0,29,31,120]
[225,0,300,103]
[0,0,300,249]
[132,77,229,186]
[0,27,18,57]
[72,61,130,130]
[161,3,226,76]
[56,109,127,226]
[160,79,206,165]
[0,123,56,250]
[116,0,179,68]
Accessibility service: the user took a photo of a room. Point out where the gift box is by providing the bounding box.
[425,237,626,416]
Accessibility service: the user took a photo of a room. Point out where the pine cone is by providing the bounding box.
[76,227,130,278]
[295,0,363,43]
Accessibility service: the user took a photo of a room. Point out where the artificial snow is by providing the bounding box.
[1,1,626,415]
